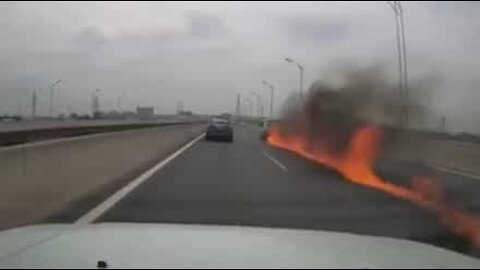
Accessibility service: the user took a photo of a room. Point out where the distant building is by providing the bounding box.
[104,110,121,119]
[179,110,193,116]
[136,107,154,120]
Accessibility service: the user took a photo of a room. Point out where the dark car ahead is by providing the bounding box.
[206,117,233,142]
[260,119,279,140]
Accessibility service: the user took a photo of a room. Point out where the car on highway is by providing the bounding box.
[206,117,233,142]
[260,119,279,140]
[260,119,270,140]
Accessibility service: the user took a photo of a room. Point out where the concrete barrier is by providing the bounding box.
[423,140,480,175]
[387,137,480,177]
[0,124,205,230]
[0,121,205,146]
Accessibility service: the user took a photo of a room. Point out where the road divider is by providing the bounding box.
[0,121,204,147]
[0,124,205,230]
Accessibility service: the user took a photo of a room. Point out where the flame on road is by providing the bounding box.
[267,123,480,250]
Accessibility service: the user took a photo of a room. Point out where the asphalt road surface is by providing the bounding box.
[51,125,480,256]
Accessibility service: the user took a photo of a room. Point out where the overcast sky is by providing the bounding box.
[1,1,479,132]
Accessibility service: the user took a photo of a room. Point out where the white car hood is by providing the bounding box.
[0,223,478,268]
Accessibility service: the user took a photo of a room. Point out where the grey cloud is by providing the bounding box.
[74,27,108,52]
[188,12,228,39]
[428,1,480,16]
[283,17,350,43]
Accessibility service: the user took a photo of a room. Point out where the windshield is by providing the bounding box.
[1,1,480,265]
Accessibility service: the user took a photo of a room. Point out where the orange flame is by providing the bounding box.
[267,123,480,249]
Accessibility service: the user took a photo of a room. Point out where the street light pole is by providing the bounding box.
[398,2,409,124]
[248,99,253,116]
[388,1,403,100]
[388,1,409,125]
[31,91,37,119]
[243,98,252,116]
[117,97,122,112]
[285,57,304,97]
[252,92,261,117]
[262,80,275,118]
[117,92,126,112]
[49,79,61,118]
[92,89,101,117]
[242,98,247,116]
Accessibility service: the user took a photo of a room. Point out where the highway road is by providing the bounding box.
[48,125,480,256]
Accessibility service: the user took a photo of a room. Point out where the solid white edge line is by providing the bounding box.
[435,166,480,181]
[262,151,288,172]
[74,132,206,224]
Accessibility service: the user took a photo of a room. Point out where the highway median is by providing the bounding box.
[0,123,205,230]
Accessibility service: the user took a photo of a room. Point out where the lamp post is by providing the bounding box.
[284,57,304,97]
[252,92,262,117]
[262,80,275,118]
[388,1,409,125]
[49,79,62,117]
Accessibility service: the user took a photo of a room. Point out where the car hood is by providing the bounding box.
[0,223,478,268]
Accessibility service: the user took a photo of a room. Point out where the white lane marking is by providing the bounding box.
[75,133,206,224]
[262,151,288,172]
[435,166,480,181]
